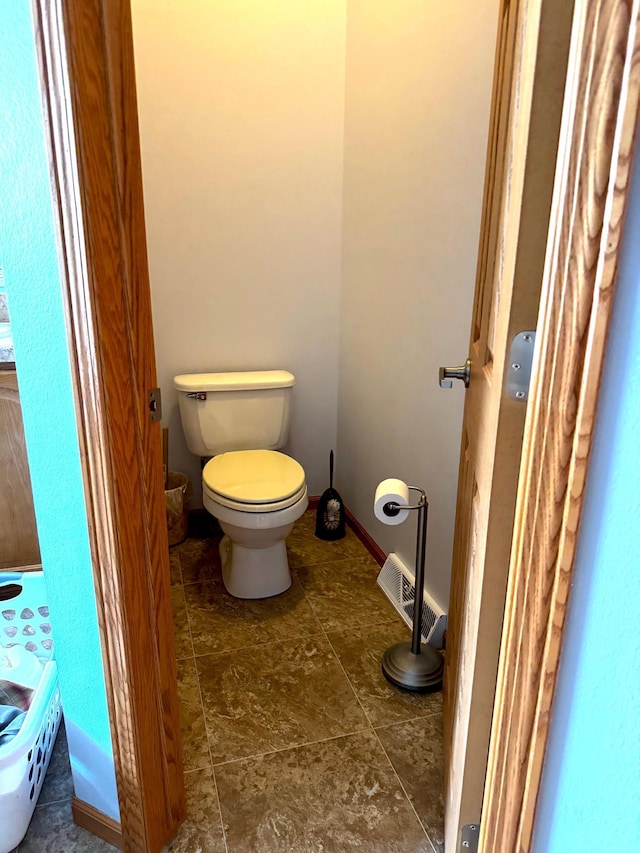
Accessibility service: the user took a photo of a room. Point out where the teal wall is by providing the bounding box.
[533,140,640,849]
[0,2,119,821]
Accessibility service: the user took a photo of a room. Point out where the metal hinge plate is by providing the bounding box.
[148,387,162,422]
[460,823,480,852]
[506,330,536,401]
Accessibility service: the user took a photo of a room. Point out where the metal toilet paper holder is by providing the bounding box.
[380,486,444,693]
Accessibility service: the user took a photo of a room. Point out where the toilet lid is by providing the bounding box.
[203,450,305,505]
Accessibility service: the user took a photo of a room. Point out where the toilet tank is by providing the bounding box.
[173,370,295,457]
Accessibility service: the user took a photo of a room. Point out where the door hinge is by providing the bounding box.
[506,330,536,401]
[148,387,162,422]
[460,823,480,852]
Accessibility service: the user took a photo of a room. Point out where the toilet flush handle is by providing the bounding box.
[186,392,207,401]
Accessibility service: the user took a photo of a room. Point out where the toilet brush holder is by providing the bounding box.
[379,487,444,693]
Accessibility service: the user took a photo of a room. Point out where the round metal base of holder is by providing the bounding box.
[381,641,444,693]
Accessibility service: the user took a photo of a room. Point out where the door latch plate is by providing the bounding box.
[506,331,536,401]
[148,387,162,422]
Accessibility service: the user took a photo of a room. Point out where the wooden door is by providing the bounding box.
[443,0,574,847]
[33,1,185,850]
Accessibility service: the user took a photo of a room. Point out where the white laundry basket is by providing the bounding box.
[0,571,60,853]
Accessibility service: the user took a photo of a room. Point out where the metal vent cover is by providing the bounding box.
[377,552,447,648]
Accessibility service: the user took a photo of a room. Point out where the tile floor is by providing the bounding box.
[11,722,117,852]
[14,509,445,852]
[169,509,444,853]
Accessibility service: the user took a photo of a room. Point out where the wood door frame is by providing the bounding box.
[27,0,639,850]
[481,1,640,849]
[31,1,185,850]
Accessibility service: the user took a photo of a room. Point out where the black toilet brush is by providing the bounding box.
[315,450,345,541]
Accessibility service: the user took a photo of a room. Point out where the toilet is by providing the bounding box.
[173,370,308,599]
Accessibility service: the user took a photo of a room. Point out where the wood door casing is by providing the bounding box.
[443,0,574,847]
[481,1,640,848]
[99,3,186,832]
[32,0,185,849]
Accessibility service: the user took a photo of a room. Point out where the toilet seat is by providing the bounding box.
[203,450,306,513]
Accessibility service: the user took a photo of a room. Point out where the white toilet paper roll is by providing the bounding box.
[374,478,410,525]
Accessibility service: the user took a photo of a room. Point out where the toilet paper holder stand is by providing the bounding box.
[381,487,444,693]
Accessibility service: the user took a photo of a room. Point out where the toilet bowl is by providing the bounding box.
[202,449,308,598]
[174,369,306,599]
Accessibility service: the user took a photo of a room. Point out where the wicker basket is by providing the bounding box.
[165,471,190,546]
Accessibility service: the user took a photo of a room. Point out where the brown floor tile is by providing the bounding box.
[167,767,226,853]
[185,574,324,656]
[215,729,432,853]
[197,634,368,765]
[287,512,367,569]
[296,556,398,632]
[328,622,443,727]
[168,549,182,585]
[376,715,444,851]
[177,657,211,772]
[171,585,194,660]
[176,537,223,585]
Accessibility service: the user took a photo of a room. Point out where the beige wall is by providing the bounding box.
[337,1,498,608]
[132,1,498,609]
[131,0,346,498]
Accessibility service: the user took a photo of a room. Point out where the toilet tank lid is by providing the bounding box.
[174,370,295,392]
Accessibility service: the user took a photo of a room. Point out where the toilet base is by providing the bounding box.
[219,533,293,599]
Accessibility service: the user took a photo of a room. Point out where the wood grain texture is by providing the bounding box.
[0,372,41,567]
[443,0,574,847]
[0,562,41,573]
[480,2,640,851]
[100,1,185,830]
[32,0,184,849]
[0,371,19,398]
[72,798,124,850]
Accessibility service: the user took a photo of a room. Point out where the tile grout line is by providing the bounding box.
[196,546,383,771]
[33,795,70,809]
[372,705,443,729]
[305,560,442,852]
[194,664,230,853]
[292,551,393,744]
[322,618,440,853]
[210,724,378,770]
[191,548,380,770]
[305,539,443,852]
[178,548,231,853]
[192,649,230,853]
[322,624,377,732]
[210,765,230,853]
[176,518,443,852]
[189,629,326,659]
[371,726,439,853]
[178,548,197,662]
